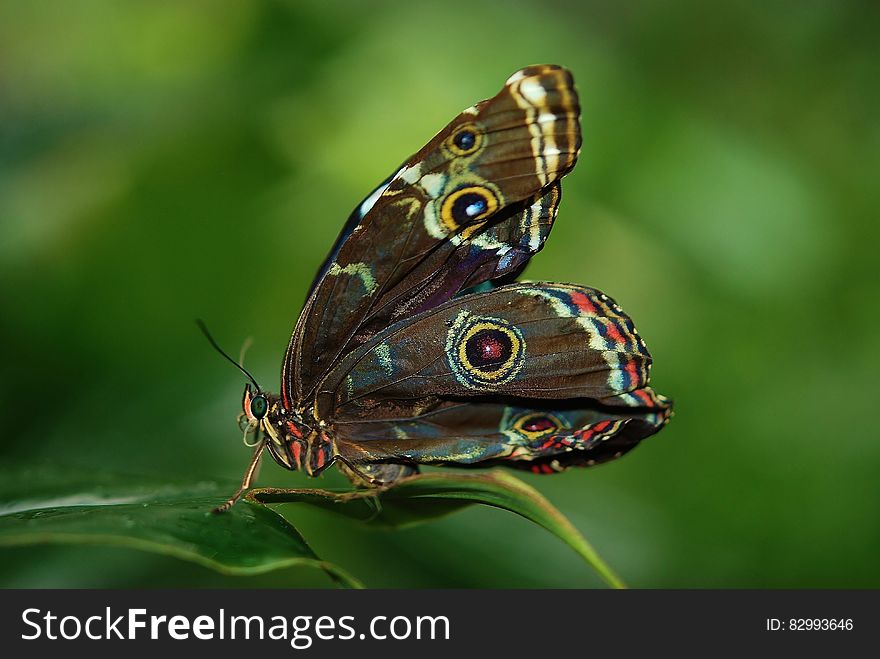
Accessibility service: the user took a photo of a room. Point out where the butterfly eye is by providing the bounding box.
[250,394,268,419]
[448,124,482,155]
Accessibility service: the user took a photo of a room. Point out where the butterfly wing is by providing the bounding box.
[354,181,563,340]
[315,283,653,420]
[314,282,669,476]
[304,170,400,303]
[332,391,671,476]
[284,65,580,406]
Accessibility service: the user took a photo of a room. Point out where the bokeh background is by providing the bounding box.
[2,0,879,588]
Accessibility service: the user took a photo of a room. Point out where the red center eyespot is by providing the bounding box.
[522,416,556,433]
[478,335,504,361]
[464,328,513,371]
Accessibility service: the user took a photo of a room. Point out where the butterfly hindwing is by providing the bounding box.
[314,283,652,422]
[284,65,581,406]
[332,389,670,477]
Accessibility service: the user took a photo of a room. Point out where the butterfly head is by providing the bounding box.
[240,383,286,447]
[240,383,316,471]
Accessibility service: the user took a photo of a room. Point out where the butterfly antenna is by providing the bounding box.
[196,319,261,391]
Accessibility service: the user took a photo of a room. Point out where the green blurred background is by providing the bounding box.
[2,0,878,588]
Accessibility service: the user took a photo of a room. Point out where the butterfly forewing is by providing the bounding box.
[355,181,563,340]
[284,65,581,406]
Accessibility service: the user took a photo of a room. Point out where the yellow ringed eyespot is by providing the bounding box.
[445,312,525,389]
[439,185,499,233]
[512,412,565,439]
[448,124,483,155]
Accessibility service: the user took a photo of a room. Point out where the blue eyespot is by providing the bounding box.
[454,130,476,151]
[449,126,481,155]
[451,192,489,222]
[440,185,500,231]
[465,199,487,217]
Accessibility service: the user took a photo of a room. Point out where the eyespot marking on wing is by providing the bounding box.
[445,311,525,389]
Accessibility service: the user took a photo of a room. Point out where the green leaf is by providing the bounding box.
[0,467,362,588]
[250,470,626,589]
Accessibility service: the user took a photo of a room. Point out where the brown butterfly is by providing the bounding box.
[209,65,672,512]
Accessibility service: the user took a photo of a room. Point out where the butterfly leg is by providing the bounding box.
[213,441,265,513]
[336,457,418,488]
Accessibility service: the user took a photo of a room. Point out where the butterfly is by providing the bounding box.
[210,64,672,512]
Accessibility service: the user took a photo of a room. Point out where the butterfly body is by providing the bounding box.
[220,65,671,506]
